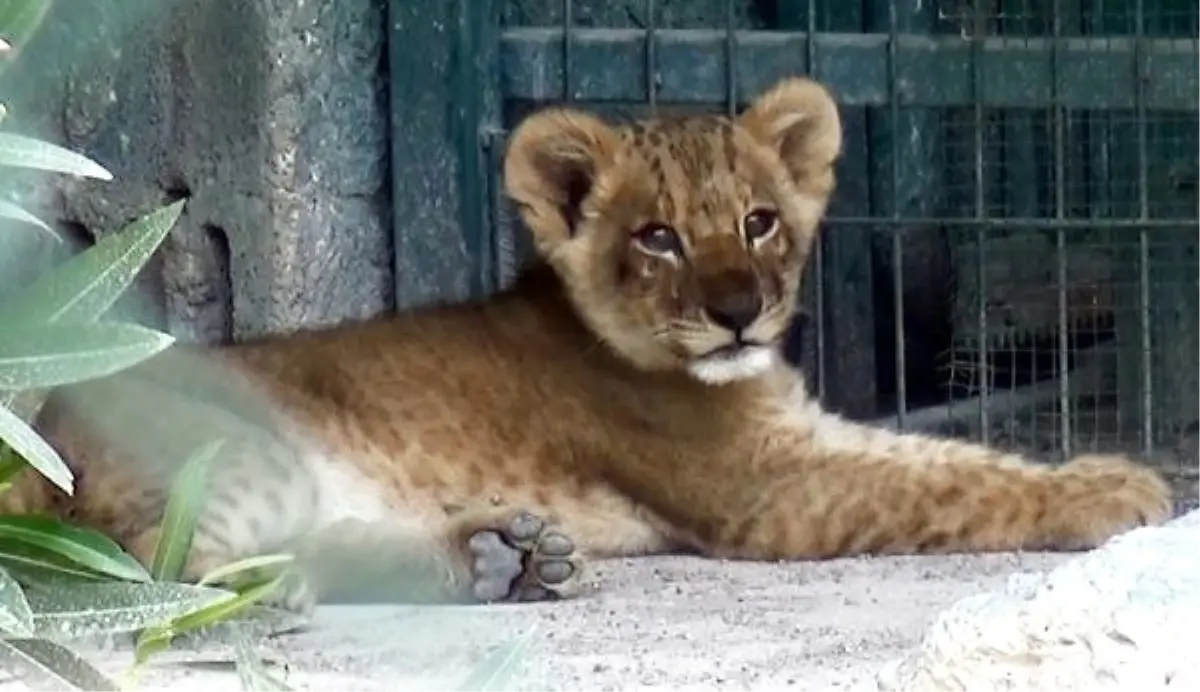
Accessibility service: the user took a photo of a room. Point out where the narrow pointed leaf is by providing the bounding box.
[0,199,185,326]
[150,438,222,581]
[0,566,34,637]
[0,515,149,582]
[0,555,112,586]
[27,581,228,640]
[0,402,72,493]
[196,552,294,589]
[0,638,120,691]
[0,198,57,238]
[0,132,111,179]
[0,444,29,494]
[0,322,175,390]
[134,572,286,666]
[0,0,52,81]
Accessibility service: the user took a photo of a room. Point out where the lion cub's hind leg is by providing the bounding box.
[125,436,325,616]
[448,507,584,603]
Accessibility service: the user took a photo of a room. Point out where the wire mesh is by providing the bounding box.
[922,0,1199,508]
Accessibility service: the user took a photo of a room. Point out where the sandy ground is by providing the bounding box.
[71,550,1079,691]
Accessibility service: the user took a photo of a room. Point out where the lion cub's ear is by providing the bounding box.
[504,108,621,254]
[737,77,843,194]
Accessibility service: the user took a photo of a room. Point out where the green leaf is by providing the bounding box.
[0,565,33,637]
[0,199,185,326]
[0,0,51,39]
[0,322,175,390]
[134,571,286,666]
[0,515,150,582]
[0,132,111,180]
[457,625,539,692]
[26,581,228,640]
[0,0,52,81]
[0,198,57,239]
[0,443,28,494]
[0,638,121,691]
[0,558,110,586]
[0,402,72,493]
[150,438,222,582]
[196,552,294,589]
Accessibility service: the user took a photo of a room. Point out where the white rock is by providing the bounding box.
[878,510,1200,691]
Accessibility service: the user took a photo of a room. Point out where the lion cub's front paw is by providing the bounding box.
[456,509,582,603]
[1051,454,1172,549]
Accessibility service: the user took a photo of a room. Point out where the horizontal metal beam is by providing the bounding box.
[500,28,1199,111]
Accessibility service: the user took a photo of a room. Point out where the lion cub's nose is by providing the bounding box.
[704,291,763,332]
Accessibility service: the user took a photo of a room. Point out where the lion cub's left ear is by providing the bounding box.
[737,77,843,196]
[503,108,621,255]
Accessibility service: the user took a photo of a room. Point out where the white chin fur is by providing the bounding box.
[686,346,776,385]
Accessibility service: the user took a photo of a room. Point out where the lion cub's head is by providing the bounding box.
[503,77,842,385]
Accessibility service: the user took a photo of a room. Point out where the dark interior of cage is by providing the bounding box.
[874,111,1196,511]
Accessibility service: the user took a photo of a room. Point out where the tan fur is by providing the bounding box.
[1,78,1170,608]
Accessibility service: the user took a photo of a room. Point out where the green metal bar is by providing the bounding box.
[969,0,990,443]
[457,0,502,297]
[771,0,869,411]
[500,29,1198,110]
[388,0,501,308]
[868,0,944,428]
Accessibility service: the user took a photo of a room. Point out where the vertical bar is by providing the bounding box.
[1089,0,1132,446]
[775,0,850,405]
[868,0,940,425]
[474,0,503,298]
[891,241,906,427]
[645,0,657,109]
[724,0,737,115]
[1134,0,1153,456]
[886,0,907,430]
[485,129,509,290]
[971,0,990,442]
[562,0,574,102]
[1052,0,1072,460]
[975,228,988,432]
[807,0,826,403]
[1138,232,1152,453]
[389,0,499,308]
[1001,0,1046,447]
[779,0,867,414]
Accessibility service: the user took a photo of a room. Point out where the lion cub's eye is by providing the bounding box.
[632,223,684,257]
[742,208,779,243]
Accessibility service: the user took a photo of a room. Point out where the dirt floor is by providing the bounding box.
[58,550,1082,691]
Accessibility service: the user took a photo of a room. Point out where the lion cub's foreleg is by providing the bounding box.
[703,409,1171,561]
[264,506,585,606]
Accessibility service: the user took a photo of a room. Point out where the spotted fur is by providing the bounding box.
[0,78,1170,611]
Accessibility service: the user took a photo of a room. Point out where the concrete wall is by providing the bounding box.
[1,0,392,345]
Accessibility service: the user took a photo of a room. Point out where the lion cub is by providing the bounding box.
[5,77,1170,612]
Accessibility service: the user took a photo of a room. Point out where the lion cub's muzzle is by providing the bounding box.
[700,268,765,340]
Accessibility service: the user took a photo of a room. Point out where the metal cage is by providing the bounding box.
[388,0,1199,506]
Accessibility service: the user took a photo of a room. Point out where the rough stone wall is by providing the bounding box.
[1,0,392,345]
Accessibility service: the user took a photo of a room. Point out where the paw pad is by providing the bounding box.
[466,511,580,603]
